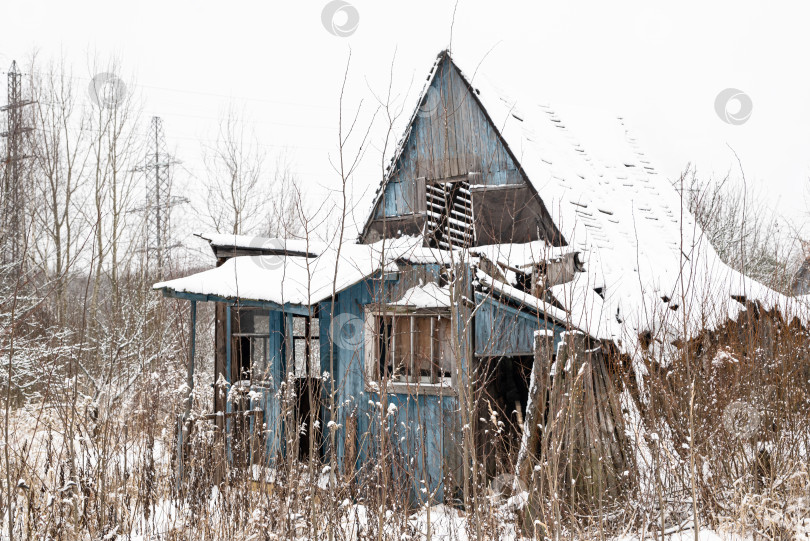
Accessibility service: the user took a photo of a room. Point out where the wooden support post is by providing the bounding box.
[225,305,233,464]
[391,315,397,378]
[517,329,554,486]
[410,315,415,381]
[214,303,227,427]
[185,301,196,419]
[225,305,232,391]
[177,301,197,494]
[430,317,437,383]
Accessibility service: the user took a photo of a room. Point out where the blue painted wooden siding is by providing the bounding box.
[317,279,373,471]
[365,392,459,502]
[375,56,523,220]
[474,295,565,357]
[219,264,566,501]
[262,310,286,459]
[317,270,462,502]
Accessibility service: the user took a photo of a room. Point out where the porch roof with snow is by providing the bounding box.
[153,236,457,310]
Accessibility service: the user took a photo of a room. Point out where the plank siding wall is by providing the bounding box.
[373,57,521,222]
[209,263,563,502]
[474,295,565,357]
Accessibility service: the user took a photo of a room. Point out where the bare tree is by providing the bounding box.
[84,56,143,317]
[678,165,796,291]
[263,152,309,239]
[27,54,91,324]
[202,104,266,235]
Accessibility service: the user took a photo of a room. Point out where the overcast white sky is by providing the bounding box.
[3,0,810,245]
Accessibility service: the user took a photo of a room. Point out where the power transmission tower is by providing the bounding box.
[1,61,34,267]
[134,116,184,277]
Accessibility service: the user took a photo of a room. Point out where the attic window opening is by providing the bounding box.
[365,312,455,388]
[425,179,474,250]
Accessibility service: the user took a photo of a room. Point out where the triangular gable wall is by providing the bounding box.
[361,51,563,247]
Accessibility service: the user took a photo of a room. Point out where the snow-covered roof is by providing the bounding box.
[377,50,809,353]
[160,51,810,360]
[389,282,452,309]
[471,241,572,270]
[155,236,452,307]
[195,232,324,257]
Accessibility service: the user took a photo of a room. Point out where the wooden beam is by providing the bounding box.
[184,300,196,419]
[158,288,312,316]
[225,304,233,463]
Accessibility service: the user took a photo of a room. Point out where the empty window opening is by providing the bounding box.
[368,313,455,387]
[232,308,271,384]
[230,307,272,467]
[290,314,322,461]
[425,180,474,249]
[476,355,532,482]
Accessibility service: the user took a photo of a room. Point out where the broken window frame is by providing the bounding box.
[291,313,321,379]
[364,308,456,394]
[424,177,475,250]
[231,307,272,386]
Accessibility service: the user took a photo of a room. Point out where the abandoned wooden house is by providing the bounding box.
[154,50,802,504]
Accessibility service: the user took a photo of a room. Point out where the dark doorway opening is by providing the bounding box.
[475,355,533,480]
[291,314,323,461]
